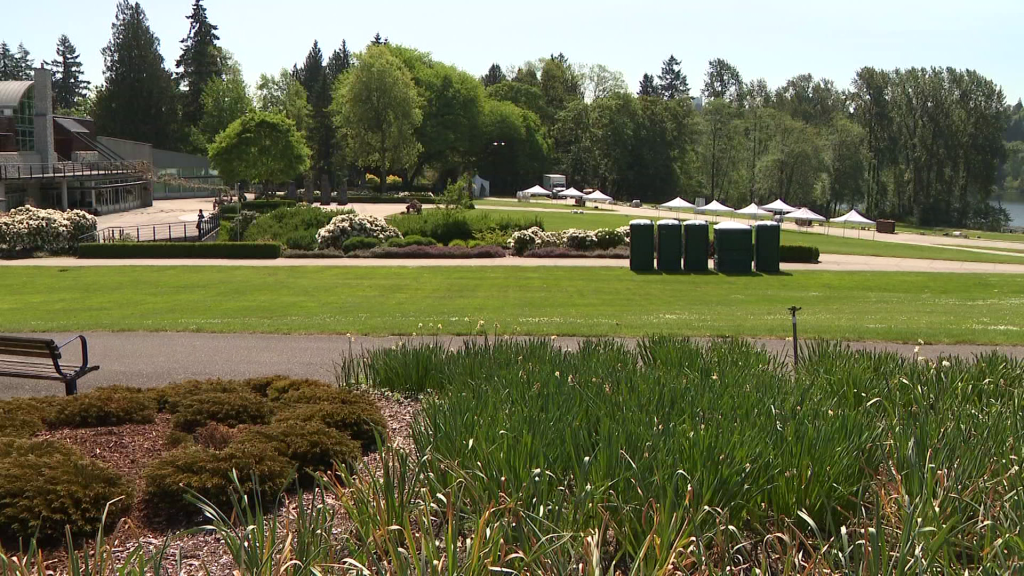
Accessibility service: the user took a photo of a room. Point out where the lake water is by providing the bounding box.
[994,190,1024,228]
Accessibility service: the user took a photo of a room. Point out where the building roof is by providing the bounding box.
[0,81,33,109]
[55,117,89,133]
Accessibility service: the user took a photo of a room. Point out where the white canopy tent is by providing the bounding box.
[830,209,876,238]
[784,207,827,226]
[696,200,734,222]
[761,199,798,214]
[735,203,772,220]
[660,197,695,209]
[558,187,586,198]
[585,190,613,203]
[519,185,552,198]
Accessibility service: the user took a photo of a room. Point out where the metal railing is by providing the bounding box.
[81,213,221,243]
[0,161,148,181]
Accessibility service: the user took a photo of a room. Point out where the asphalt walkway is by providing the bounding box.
[2,333,1021,398]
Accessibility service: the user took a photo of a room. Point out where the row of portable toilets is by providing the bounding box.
[629,219,781,273]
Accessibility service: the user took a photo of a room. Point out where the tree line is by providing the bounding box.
[5,0,1020,229]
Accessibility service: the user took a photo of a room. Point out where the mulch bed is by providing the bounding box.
[27,392,421,575]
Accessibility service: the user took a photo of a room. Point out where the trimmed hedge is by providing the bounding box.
[241,199,297,213]
[348,245,507,259]
[385,235,438,248]
[343,195,437,205]
[523,247,630,259]
[342,237,383,253]
[79,242,282,259]
[779,244,820,263]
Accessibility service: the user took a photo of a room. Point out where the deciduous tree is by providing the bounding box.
[208,111,310,188]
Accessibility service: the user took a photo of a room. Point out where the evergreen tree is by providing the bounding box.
[48,35,91,112]
[656,55,689,100]
[326,41,351,83]
[176,0,223,130]
[637,73,657,97]
[481,63,506,87]
[93,1,182,149]
[0,42,13,81]
[296,41,335,180]
[13,43,33,80]
[371,32,389,46]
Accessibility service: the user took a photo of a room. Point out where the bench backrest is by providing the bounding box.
[0,336,60,360]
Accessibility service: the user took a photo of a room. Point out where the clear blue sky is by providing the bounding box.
[7,0,1024,105]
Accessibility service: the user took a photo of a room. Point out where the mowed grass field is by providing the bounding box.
[3,266,1024,344]
[473,208,1024,264]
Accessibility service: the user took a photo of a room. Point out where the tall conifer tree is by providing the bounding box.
[48,35,90,112]
[177,0,223,129]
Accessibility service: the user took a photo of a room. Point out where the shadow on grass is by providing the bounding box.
[631,269,795,278]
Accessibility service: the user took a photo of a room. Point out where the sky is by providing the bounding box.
[5,0,1024,105]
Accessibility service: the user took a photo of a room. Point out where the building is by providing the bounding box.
[0,68,220,215]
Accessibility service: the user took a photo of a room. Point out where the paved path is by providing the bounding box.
[5,253,1024,273]
[3,332,1021,398]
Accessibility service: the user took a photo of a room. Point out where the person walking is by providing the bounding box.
[196,209,206,239]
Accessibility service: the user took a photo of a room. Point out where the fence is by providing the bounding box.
[0,161,146,181]
[83,213,221,243]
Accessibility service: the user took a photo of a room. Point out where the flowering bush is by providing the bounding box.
[0,206,97,255]
[316,214,402,250]
[595,228,628,249]
[507,227,560,255]
[616,225,631,245]
[386,175,402,187]
[365,173,380,188]
[561,228,599,251]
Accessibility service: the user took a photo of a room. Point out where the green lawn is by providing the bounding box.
[472,199,604,211]
[2,267,1023,344]
[474,209,1024,264]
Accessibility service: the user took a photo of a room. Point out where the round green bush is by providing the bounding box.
[403,235,437,247]
[342,236,382,253]
[467,240,486,249]
[275,389,386,453]
[0,413,46,438]
[142,442,293,519]
[47,386,157,429]
[152,379,247,413]
[448,239,468,248]
[170,392,273,433]
[0,439,132,542]
[236,420,360,481]
[284,230,318,251]
[385,237,409,248]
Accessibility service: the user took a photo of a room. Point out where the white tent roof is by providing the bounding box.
[830,209,875,225]
[784,207,827,222]
[714,221,751,230]
[558,187,586,198]
[698,200,734,212]
[659,197,695,209]
[735,203,771,217]
[521,185,552,197]
[761,199,798,213]
[585,190,613,202]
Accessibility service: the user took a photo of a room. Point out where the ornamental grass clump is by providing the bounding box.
[316,213,401,250]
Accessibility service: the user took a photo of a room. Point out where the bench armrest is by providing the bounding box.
[55,335,91,378]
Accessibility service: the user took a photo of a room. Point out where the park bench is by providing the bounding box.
[0,335,99,396]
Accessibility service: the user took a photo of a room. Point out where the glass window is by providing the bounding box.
[14,87,34,152]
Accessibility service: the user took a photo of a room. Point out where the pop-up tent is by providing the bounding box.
[585,190,613,203]
[761,199,798,214]
[697,200,734,222]
[659,197,695,210]
[558,187,586,198]
[830,209,875,238]
[735,203,771,219]
[520,185,552,197]
[784,207,826,225]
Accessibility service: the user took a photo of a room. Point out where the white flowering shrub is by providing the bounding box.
[561,228,599,251]
[316,213,402,250]
[0,206,98,255]
[507,227,560,255]
[616,225,631,246]
[593,228,627,250]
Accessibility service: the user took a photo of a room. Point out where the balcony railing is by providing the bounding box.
[0,161,148,181]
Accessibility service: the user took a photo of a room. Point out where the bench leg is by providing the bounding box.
[64,379,78,396]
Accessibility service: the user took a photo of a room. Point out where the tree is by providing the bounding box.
[295,40,340,182]
[208,111,310,188]
[477,100,552,194]
[656,55,689,100]
[554,100,599,186]
[0,42,13,81]
[817,115,868,214]
[256,69,312,134]
[326,41,351,82]
[487,81,550,124]
[582,64,626,101]
[637,73,658,97]
[481,63,506,87]
[699,99,743,201]
[371,33,388,46]
[512,64,540,86]
[176,0,223,130]
[703,58,743,104]
[194,56,251,152]
[12,43,33,80]
[755,111,823,206]
[332,46,422,193]
[47,35,91,113]
[539,54,583,125]
[774,74,846,126]
[93,1,183,150]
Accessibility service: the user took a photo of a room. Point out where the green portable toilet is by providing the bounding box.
[656,220,682,272]
[753,221,781,273]
[714,222,753,273]
[683,220,709,272]
[629,219,655,272]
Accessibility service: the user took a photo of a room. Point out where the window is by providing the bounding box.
[14,87,34,152]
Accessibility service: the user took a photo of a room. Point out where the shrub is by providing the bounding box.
[561,228,599,251]
[152,379,247,413]
[343,195,437,205]
[170,392,274,433]
[0,206,97,256]
[232,210,261,239]
[0,438,131,542]
[779,244,820,263]
[275,393,386,453]
[236,420,360,480]
[524,247,630,259]
[47,386,157,429]
[243,206,351,246]
[389,210,474,244]
[448,239,468,248]
[347,245,507,259]
[386,175,402,187]
[317,214,402,250]
[365,173,380,188]
[508,227,560,255]
[282,248,346,258]
[240,199,297,213]
[0,396,61,438]
[250,376,332,401]
[467,240,486,248]
[342,236,382,253]
[472,229,510,247]
[386,235,438,248]
[284,230,318,250]
[192,422,239,451]
[594,228,627,249]
[142,443,293,518]
[219,203,240,216]
[78,242,282,259]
